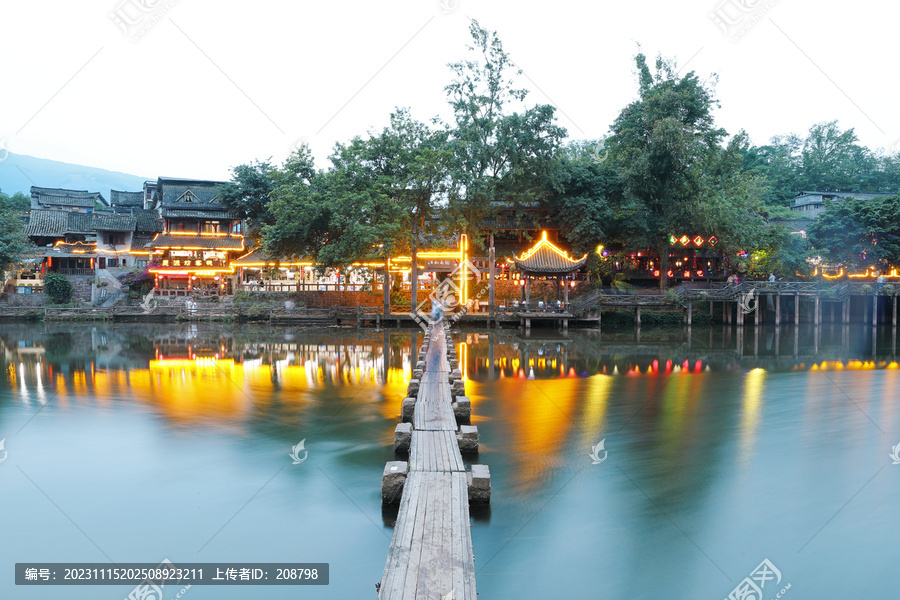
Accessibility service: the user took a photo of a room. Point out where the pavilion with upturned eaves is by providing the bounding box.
[512,231,587,310]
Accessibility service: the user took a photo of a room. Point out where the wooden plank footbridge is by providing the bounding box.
[377,321,490,600]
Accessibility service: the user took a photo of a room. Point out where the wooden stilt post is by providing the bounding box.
[489,234,495,320]
[737,301,744,326]
[873,294,879,327]
[814,296,820,325]
[894,295,898,328]
[686,300,693,326]
[794,294,800,326]
[775,294,781,325]
[383,256,390,317]
[635,306,641,325]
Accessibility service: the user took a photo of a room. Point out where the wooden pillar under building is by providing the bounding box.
[775,294,781,325]
[843,299,850,324]
[894,295,898,327]
[685,300,693,326]
[635,306,641,326]
[710,301,714,321]
[489,234,495,319]
[794,294,800,326]
[873,294,879,327]
[737,301,744,326]
[410,240,418,313]
[383,257,390,316]
[814,296,820,325]
[525,277,531,306]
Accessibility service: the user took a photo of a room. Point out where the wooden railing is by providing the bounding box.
[57,268,94,276]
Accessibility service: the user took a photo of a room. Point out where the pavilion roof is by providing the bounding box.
[512,232,587,274]
[233,248,314,266]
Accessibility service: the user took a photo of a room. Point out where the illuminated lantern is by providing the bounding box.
[708,236,718,246]
[653,270,660,277]
[683,271,690,278]
[667,270,674,278]
[696,270,704,277]
[668,235,677,244]
[693,236,704,246]
[679,235,690,246]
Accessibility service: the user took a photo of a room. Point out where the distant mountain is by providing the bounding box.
[0,152,149,200]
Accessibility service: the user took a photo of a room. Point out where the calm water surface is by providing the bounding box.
[1,322,899,599]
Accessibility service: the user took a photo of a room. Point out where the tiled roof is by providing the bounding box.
[92,213,137,231]
[158,178,227,209]
[23,210,69,237]
[110,189,143,207]
[231,248,306,266]
[133,208,164,232]
[162,208,236,219]
[513,236,587,274]
[146,234,245,250]
[131,236,153,251]
[67,212,94,234]
[31,186,107,208]
[45,241,97,257]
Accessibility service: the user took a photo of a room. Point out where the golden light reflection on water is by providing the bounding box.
[739,368,766,467]
[579,374,612,449]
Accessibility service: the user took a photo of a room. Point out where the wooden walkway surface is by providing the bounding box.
[378,324,476,600]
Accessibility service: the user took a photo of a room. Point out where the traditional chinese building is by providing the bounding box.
[30,186,108,212]
[143,177,244,295]
[512,231,587,307]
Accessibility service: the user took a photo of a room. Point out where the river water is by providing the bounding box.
[1,322,899,599]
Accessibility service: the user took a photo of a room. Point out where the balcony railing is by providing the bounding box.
[58,268,94,276]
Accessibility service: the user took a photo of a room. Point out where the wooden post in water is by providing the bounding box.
[814,296,820,325]
[873,294,879,327]
[842,299,850,324]
[794,294,800,326]
[635,306,641,326]
[775,294,781,326]
[685,300,692,326]
[894,295,898,327]
[737,300,744,326]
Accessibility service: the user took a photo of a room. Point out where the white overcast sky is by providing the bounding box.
[1,0,898,182]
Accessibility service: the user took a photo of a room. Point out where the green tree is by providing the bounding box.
[0,190,31,212]
[808,194,900,272]
[0,204,29,266]
[444,20,566,247]
[44,272,73,304]
[219,160,275,244]
[610,53,739,289]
